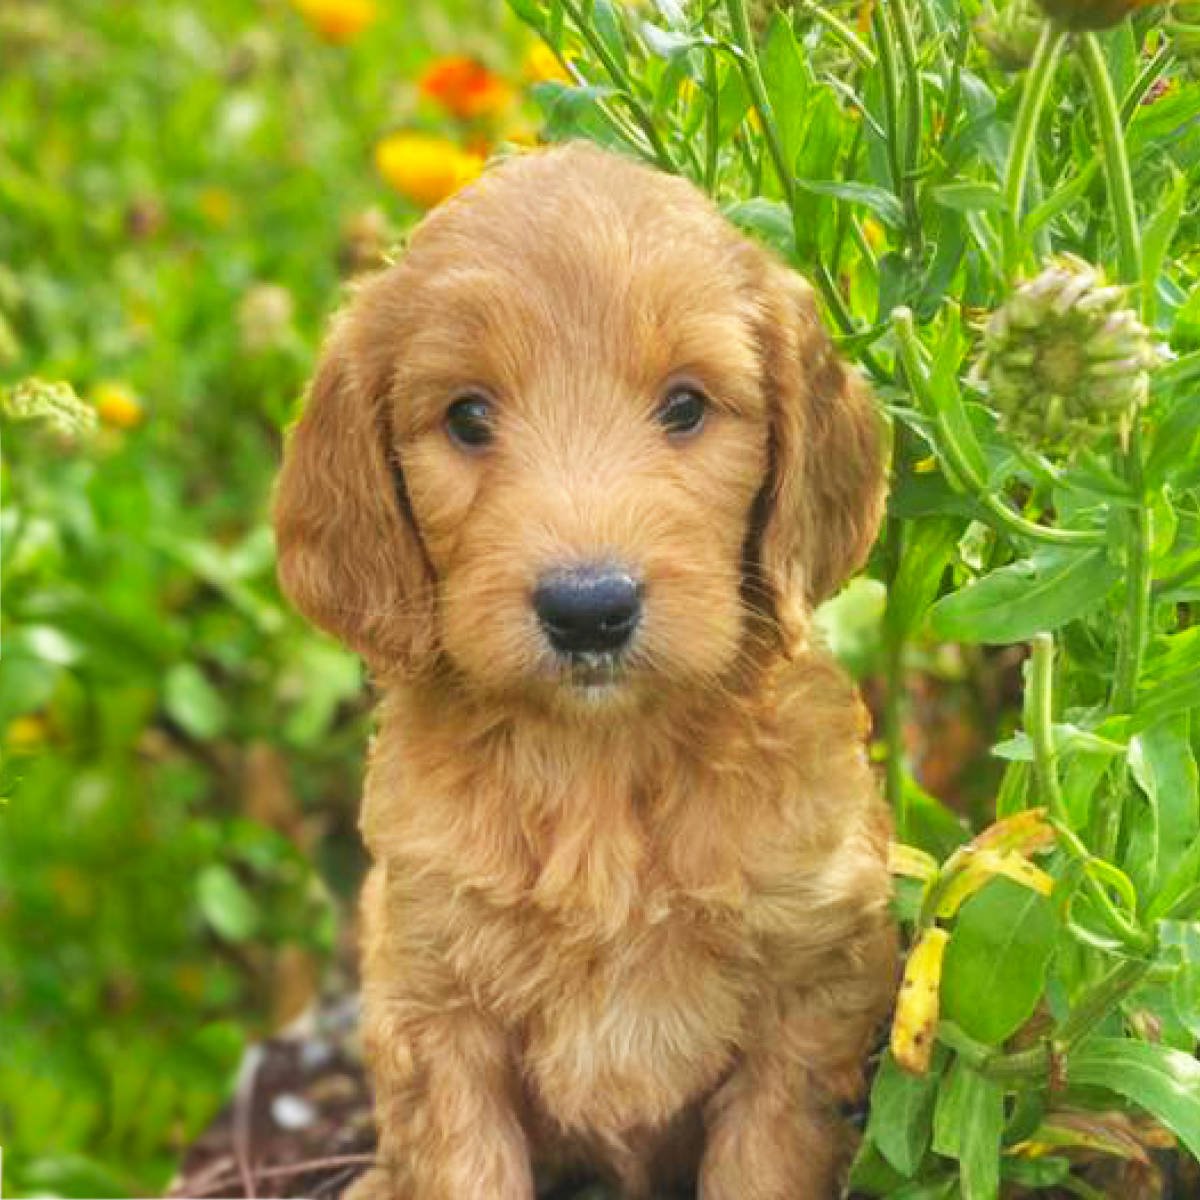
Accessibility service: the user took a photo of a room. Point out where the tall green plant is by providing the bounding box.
[507,0,1200,1193]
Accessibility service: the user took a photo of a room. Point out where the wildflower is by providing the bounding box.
[375,133,484,209]
[861,216,886,250]
[5,714,47,750]
[418,56,513,121]
[892,926,949,1075]
[1036,0,1160,30]
[975,0,1044,70]
[523,41,570,85]
[3,378,97,437]
[198,186,236,228]
[292,0,376,44]
[92,381,144,429]
[239,284,296,353]
[975,255,1161,455]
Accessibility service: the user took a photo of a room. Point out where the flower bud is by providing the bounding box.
[975,255,1161,455]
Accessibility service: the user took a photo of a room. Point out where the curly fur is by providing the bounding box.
[274,143,896,1200]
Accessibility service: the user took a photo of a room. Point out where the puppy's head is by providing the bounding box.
[274,145,884,709]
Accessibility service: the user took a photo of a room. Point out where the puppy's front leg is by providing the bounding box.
[699,955,892,1200]
[353,996,534,1200]
[699,1055,841,1200]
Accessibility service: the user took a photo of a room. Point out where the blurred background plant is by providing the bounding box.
[0,1,534,1193]
[5,0,1200,1197]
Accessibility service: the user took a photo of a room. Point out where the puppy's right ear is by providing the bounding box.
[273,320,434,673]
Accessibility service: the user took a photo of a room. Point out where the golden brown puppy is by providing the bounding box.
[274,143,895,1200]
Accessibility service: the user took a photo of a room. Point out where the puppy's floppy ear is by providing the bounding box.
[273,315,434,673]
[754,261,886,633]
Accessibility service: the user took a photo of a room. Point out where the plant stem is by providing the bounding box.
[1077,32,1142,288]
[1113,424,1152,714]
[882,427,911,829]
[1120,43,1175,124]
[981,956,1152,1082]
[891,0,926,259]
[560,0,679,173]
[1026,634,1067,823]
[722,0,882,376]
[1056,957,1149,1047]
[871,3,907,209]
[796,0,876,69]
[1002,23,1067,277]
[704,46,720,193]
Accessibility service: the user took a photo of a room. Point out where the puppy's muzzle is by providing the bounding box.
[533,565,642,657]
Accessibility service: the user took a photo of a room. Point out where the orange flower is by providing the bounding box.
[292,0,376,44]
[375,133,484,209]
[418,56,513,121]
[1036,0,1159,28]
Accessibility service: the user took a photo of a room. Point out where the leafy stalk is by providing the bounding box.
[1002,23,1067,277]
[892,308,1104,548]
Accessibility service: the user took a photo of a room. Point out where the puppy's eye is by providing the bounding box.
[656,386,708,439]
[445,394,495,451]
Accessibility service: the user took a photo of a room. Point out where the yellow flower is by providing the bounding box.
[862,216,886,250]
[523,41,570,85]
[5,714,47,750]
[198,186,235,227]
[92,381,144,429]
[375,133,484,209]
[292,0,376,44]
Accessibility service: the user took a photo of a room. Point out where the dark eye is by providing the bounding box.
[445,393,495,450]
[656,386,708,439]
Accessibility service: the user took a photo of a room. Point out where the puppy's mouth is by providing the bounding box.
[562,651,626,691]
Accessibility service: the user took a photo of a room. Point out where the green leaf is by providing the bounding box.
[885,517,960,641]
[1157,921,1200,1039]
[958,1067,1004,1200]
[759,12,810,172]
[867,1050,944,1177]
[928,549,1118,645]
[722,198,794,258]
[592,0,629,73]
[930,181,1007,214]
[1135,629,1200,732]
[942,879,1055,1045]
[163,662,228,740]
[1143,169,1187,323]
[1125,716,1198,898]
[196,865,260,942]
[1068,1038,1200,1160]
[794,178,906,229]
[932,1054,971,1158]
[531,82,622,145]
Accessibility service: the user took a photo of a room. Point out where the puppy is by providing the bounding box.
[274,143,895,1200]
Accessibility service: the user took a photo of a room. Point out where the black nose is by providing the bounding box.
[533,566,642,656]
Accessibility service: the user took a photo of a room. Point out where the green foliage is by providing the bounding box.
[0,0,520,1193]
[508,0,1200,1193]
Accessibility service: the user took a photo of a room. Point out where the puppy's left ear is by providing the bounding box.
[755,262,887,631]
